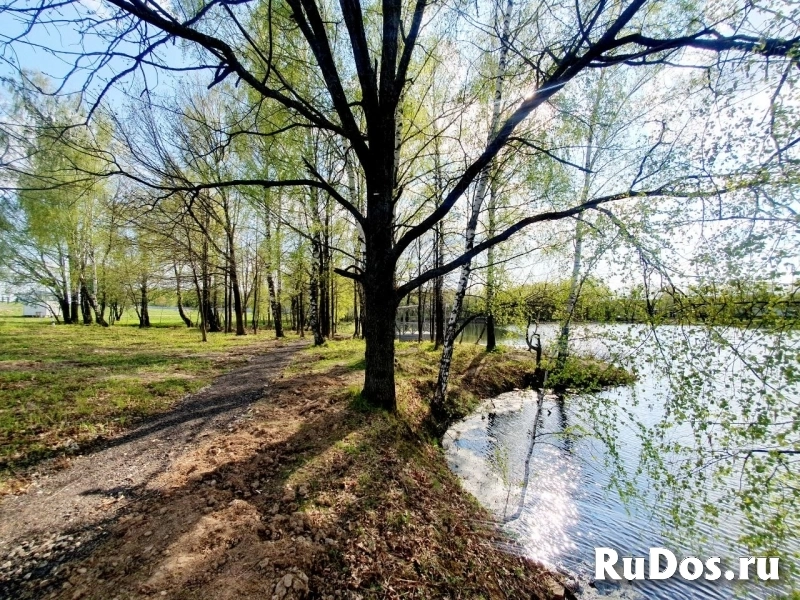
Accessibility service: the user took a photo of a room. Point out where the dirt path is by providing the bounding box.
[0,339,558,600]
[0,339,307,599]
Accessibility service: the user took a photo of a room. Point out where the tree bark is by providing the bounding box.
[79,274,93,325]
[189,262,208,342]
[434,224,444,348]
[361,265,397,411]
[139,279,151,328]
[264,212,283,337]
[70,284,80,324]
[267,273,283,337]
[200,236,221,332]
[360,179,398,410]
[321,201,331,338]
[252,262,260,334]
[229,254,246,336]
[88,260,108,326]
[174,264,193,328]
[432,0,512,423]
[298,291,305,337]
[58,297,70,324]
[486,175,498,351]
[309,238,324,346]
[223,251,230,333]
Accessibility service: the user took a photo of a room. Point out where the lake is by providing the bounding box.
[443,323,798,599]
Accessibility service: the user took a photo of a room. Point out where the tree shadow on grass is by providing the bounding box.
[0,361,364,599]
[0,344,297,477]
[2,351,552,600]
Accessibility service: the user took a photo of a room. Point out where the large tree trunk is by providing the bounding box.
[358,85,406,411]
[360,179,397,411]
[361,265,397,411]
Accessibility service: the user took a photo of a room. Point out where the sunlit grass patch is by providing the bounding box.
[546,354,636,391]
[0,315,292,489]
[296,337,631,429]
[290,337,366,374]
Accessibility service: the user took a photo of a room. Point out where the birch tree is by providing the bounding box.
[1,0,798,412]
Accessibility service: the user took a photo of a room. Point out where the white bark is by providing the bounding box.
[433,0,513,412]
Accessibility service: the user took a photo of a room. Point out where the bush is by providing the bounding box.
[546,355,635,392]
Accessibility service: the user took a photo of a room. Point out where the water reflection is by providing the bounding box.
[443,324,796,599]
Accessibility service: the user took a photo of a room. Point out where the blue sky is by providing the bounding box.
[0,5,195,109]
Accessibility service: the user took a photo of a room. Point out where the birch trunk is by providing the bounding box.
[485,176,498,350]
[89,257,108,326]
[431,0,513,423]
[556,79,605,368]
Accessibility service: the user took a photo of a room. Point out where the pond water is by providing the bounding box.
[443,323,798,599]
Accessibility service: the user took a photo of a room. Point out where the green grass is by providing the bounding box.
[287,338,367,374]
[295,338,542,426]
[0,306,289,485]
[546,354,637,391]
[0,302,22,317]
[294,337,634,427]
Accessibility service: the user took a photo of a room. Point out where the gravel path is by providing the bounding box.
[0,339,307,599]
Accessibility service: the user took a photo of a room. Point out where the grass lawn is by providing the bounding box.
[0,302,295,488]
